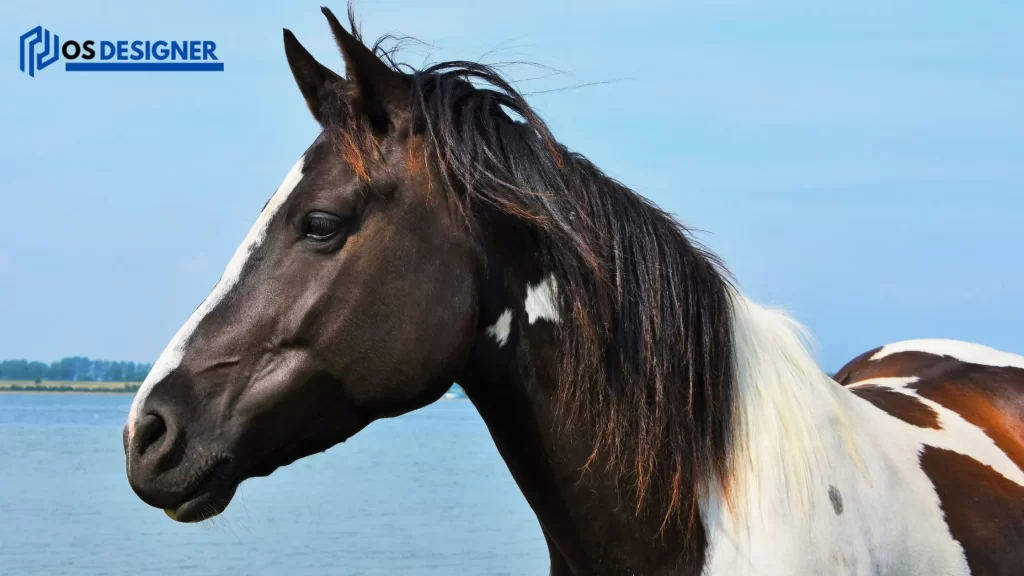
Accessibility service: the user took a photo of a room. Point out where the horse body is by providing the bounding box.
[122,7,1024,575]
[703,332,1024,576]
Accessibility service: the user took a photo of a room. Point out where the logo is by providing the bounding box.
[18,26,224,77]
[20,26,60,77]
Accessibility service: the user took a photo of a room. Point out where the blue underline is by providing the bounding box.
[65,62,224,72]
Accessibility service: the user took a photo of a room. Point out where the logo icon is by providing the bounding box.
[20,26,60,77]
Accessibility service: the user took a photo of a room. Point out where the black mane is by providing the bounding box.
[339,12,737,544]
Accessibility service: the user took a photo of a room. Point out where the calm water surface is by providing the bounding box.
[0,394,548,575]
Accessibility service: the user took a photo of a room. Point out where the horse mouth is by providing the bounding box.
[163,459,238,523]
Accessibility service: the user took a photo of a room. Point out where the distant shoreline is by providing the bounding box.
[0,381,470,398]
[0,390,136,395]
[0,380,140,394]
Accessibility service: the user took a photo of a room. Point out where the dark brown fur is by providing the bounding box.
[849,384,942,429]
[920,446,1024,575]
[910,366,1024,473]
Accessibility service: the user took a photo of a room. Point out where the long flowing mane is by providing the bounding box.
[328,8,737,544]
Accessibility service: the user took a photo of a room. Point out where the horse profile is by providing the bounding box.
[124,7,1024,575]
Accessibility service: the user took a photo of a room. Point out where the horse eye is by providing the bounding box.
[303,212,343,241]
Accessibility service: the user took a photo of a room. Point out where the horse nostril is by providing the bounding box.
[125,407,192,510]
[134,413,168,458]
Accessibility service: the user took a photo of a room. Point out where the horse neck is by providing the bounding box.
[459,226,877,575]
[458,232,701,574]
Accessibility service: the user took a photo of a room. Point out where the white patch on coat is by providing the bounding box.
[524,274,560,324]
[871,338,1024,369]
[700,292,981,575]
[486,309,513,348]
[127,156,306,439]
[846,376,921,390]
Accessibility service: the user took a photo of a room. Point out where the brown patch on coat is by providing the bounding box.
[835,349,963,386]
[849,384,942,429]
[910,364,1024,473]
[838,345,1024,473]
[833,346,883,385]
[920,446,1024,575]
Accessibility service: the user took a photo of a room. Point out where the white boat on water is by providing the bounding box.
[442,384,467,400]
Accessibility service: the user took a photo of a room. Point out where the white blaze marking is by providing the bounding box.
[871,338,1024,369]
[486,309,513,347]
[524,274,560,324]
[127,157,306,438]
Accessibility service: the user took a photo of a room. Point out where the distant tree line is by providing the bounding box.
[0,357,151,382]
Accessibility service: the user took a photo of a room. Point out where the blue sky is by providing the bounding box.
[1,1,1021,370]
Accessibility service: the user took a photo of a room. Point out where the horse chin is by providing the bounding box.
[159,449,297,522]
[162,467,239,523]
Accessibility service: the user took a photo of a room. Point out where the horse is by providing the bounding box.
[123,7,1024,575]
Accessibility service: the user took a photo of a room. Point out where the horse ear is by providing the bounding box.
[321,5,406,134]
[283,28,344,125]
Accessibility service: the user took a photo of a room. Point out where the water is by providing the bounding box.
[0,394,548,575]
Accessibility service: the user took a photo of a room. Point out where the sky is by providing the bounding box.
[1,1,1021,370]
